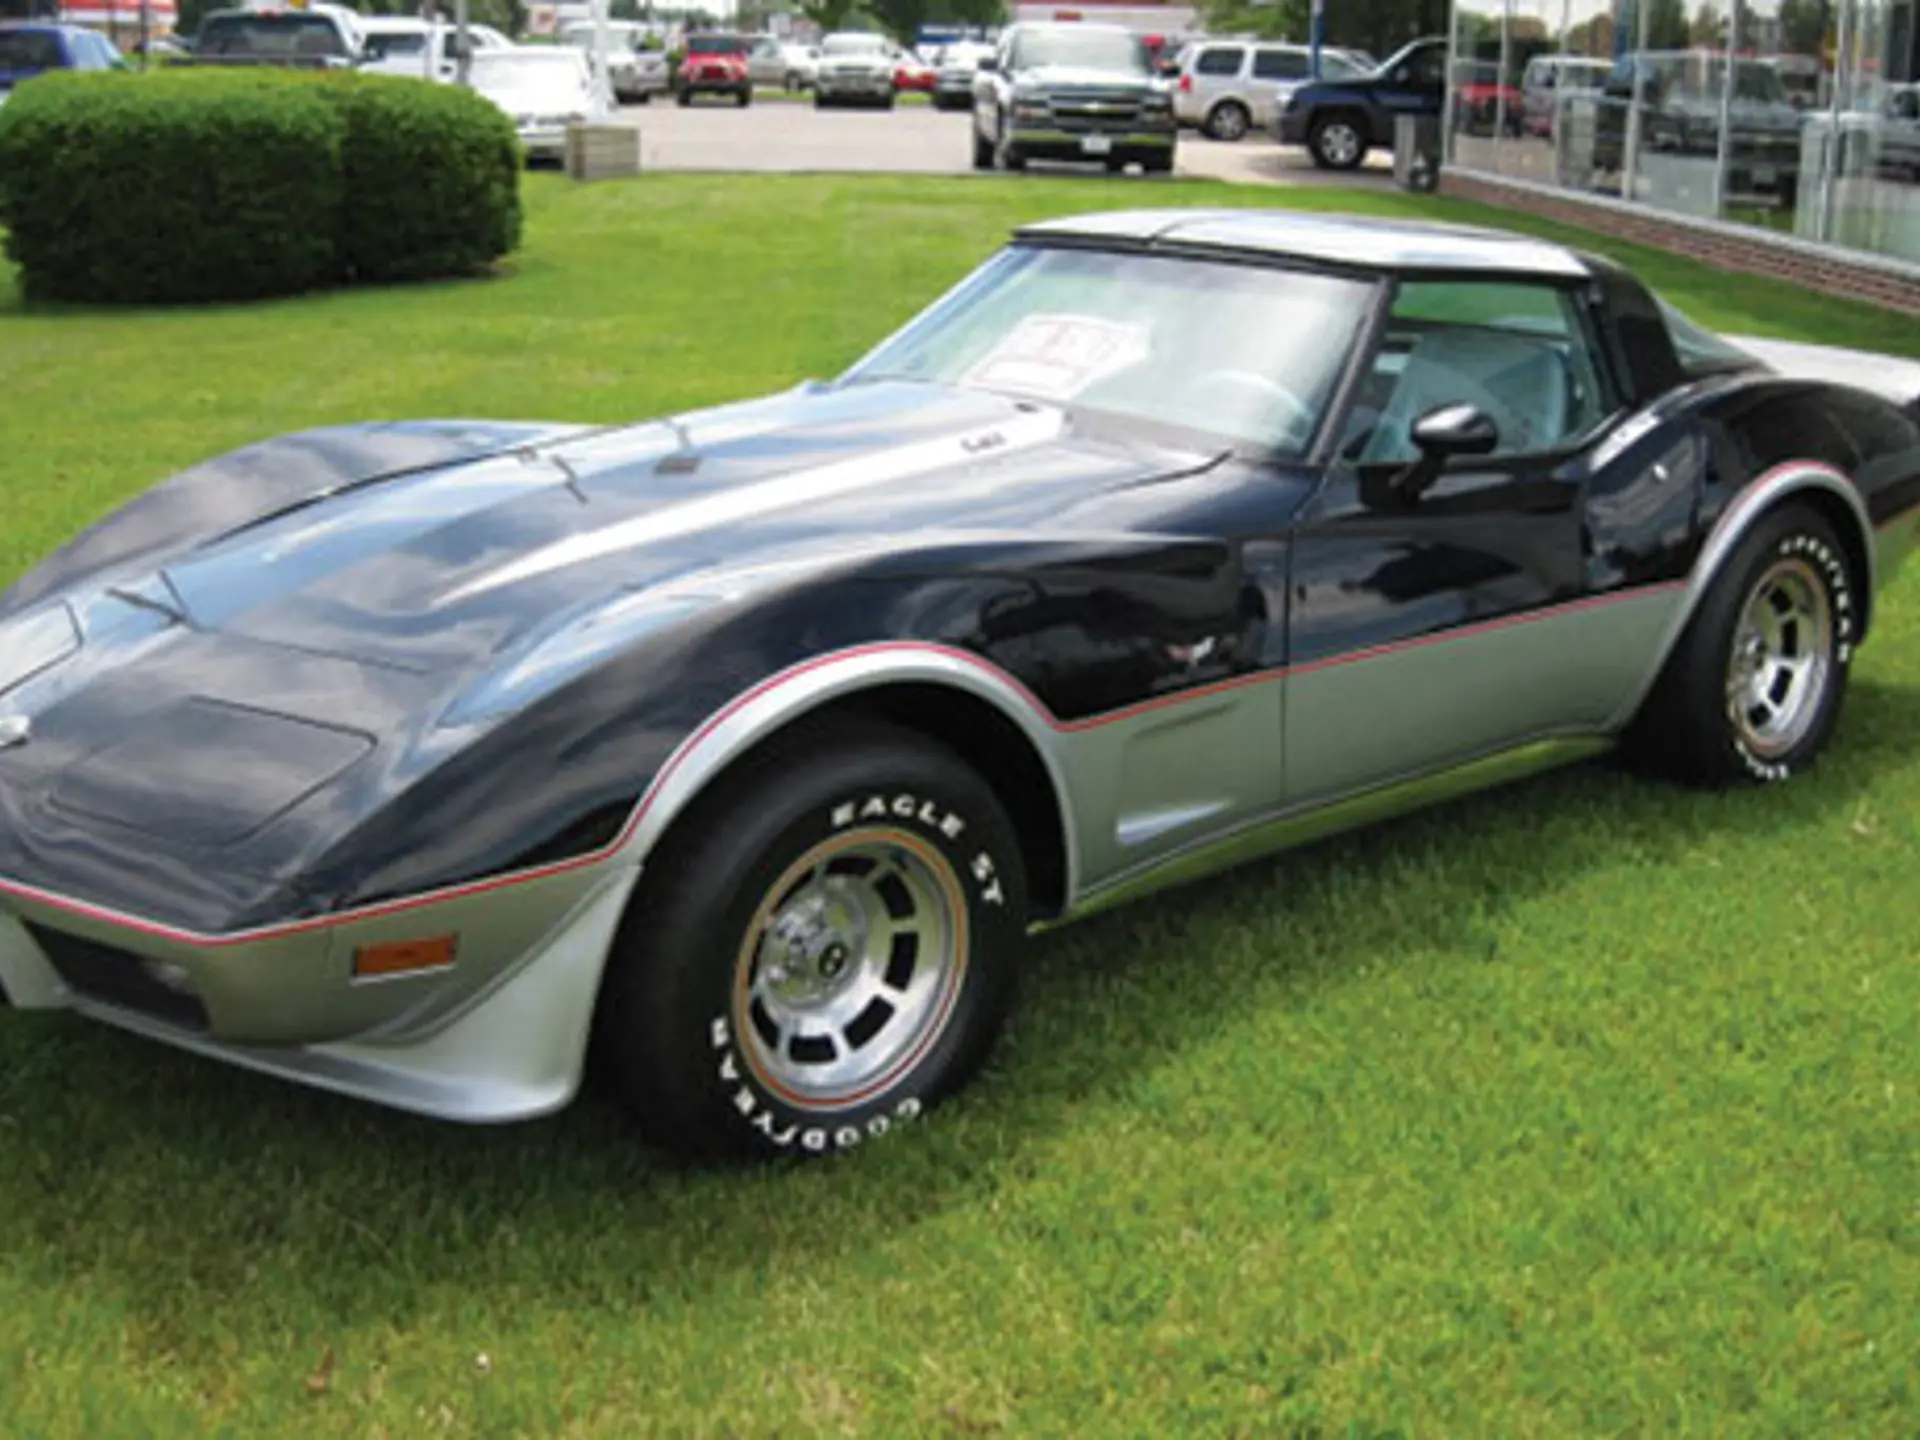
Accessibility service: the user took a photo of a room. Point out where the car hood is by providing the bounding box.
[42,381,1220,680]
[0,382,1234,926]
[1012,65,1156,91]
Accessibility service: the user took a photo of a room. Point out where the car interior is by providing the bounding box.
[1338,282,1608,465]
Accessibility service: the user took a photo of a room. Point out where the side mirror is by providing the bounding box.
[977,54,998,72]
[1393,403,1498,500]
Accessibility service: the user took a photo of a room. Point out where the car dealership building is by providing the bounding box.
[1438,0,1920,311]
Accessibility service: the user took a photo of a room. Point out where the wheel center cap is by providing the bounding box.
[761,889,865,1007]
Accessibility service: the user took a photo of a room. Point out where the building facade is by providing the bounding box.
[1441,0,1920,279]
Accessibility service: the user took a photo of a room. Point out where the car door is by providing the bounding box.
[748,37,782,86]
[1369,40,1445,140]
[975,34,1015,137]
[1281,277,1642,805]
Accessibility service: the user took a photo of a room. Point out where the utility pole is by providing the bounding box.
[455,0,471,86]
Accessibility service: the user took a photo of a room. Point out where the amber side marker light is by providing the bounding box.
[353,934,458,979]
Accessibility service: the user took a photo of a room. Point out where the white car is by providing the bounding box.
[813,31,895,109]
[357,17,510,81]
[931,40,992,111]
[558,20,669,102]
[778,40,819,91]
[466,47,593,163]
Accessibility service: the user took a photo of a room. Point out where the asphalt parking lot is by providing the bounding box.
[616,95,1397,186]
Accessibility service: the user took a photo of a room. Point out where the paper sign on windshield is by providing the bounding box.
[964,314,1150,400]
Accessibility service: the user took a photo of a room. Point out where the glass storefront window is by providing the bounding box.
[1446,0,1920,269]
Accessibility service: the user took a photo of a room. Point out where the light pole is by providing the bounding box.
[591,0,613,118]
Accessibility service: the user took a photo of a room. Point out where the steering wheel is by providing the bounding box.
[1190,368,1317,445]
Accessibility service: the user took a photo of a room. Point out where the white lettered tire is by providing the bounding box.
[1629,501,1855,786]
[594,716,1026,1160]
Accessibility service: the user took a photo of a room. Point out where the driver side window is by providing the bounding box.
[1342,280,1611,465]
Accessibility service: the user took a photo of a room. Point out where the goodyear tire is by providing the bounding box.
[596,719,1027,1160]
[1628,502,1855,787]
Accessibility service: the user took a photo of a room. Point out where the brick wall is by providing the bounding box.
[1440,170,1920,317]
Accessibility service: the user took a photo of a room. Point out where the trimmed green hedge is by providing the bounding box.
[0,69,522,304]
[329,77,523,285]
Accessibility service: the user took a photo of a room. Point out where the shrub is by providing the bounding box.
[0,69,523,305]
[324,76,522,285]
[0,69,343,304]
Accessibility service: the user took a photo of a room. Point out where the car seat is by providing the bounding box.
[1358,327,1572,464]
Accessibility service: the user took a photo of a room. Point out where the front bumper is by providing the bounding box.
[1006,123,1176,162]
[0,861,640,1121]
[518,125,568,159]
[1275,108,1310,144]
[818,71,893,97]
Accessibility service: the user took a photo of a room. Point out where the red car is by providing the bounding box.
[677,31,752,107]
[1451,60,1522,135]
[893,53,936,92]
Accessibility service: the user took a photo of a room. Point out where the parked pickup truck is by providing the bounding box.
[1270,36,1446,169]
[971,21,1176,175]
[186,4,365,69]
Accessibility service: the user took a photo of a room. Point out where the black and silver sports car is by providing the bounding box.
[4,210,1919,1158]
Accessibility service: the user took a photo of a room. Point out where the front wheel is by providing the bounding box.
[1308,113,1367,170]
[595,720,1028,1160]
[676,87,692,107]
[1626,503,1855,786]
[737,87,752,107]
[971,122,994,169]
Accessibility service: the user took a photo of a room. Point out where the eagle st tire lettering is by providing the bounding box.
[599,717,1026,1162]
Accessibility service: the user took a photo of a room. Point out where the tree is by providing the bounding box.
[869,0,931,44]
[798,0,860,33]
[1779,0,1828,54]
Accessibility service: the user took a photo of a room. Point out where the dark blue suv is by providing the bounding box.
[1272,36,1446,170]
[0,23,128,103]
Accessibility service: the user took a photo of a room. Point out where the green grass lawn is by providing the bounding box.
[3,173,1920,1437]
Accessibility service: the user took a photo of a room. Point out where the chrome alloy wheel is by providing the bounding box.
[1726,555,1835,758]
[732,828,967,1109]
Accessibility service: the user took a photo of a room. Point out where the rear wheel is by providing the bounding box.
[1626,503,1855,786]
[737,87,752,107]
[594,721,1027,1160]
[1203,99,1251,141]
[676,87,692,107]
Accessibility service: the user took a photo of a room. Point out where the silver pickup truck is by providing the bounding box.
[970,22,1176,176]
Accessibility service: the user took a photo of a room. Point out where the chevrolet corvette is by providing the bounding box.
[3,209,1918,1159]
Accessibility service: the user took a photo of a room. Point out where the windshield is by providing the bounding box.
[1013,28,1147,73]
[470,51,587,92]
[0,29,63,71]
[687,33,745,54]
[823,34,886,55]
[363,32,425,59]
[197,14,348,57]
[844,246,1374,454]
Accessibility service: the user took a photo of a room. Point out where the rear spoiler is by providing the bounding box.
[1729,334,1920,421]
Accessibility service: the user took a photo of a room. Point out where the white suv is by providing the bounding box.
[1173,40,1371,140]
